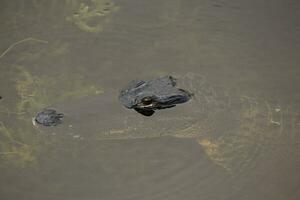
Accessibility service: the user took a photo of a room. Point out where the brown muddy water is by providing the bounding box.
[0,0,300,200]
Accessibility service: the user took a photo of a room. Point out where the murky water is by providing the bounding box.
[0,0,299,200]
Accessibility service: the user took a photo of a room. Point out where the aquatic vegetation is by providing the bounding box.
[196,97,287,173]
[0,37,48,60]
[0,36,294,175]
[93,79,291,174]
[66,0,119,33]
[0,65,102,167]
[0,122,38,167]
[0,37,103,167]
[1,39,92,115]
[15,68,46,116]
[14,67,103,118]
[0,67,102,167]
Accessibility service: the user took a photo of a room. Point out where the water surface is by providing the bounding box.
[0,0,299,200]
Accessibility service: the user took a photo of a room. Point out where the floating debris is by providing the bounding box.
[73,135,81,139]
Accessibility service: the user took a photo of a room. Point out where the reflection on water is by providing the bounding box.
[1,0,300,199]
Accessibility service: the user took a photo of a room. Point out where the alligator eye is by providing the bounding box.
[141,97,152,105]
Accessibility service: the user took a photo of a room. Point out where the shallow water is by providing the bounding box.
[0,0,300,200]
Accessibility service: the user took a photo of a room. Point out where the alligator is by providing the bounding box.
[119,76,192,116]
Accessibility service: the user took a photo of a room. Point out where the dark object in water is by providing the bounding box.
[119,76,192,116]
[0,96,2,99]
[34,108,64,126]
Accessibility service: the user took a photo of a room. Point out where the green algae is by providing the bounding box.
[0,36,294,173]
[14,67,103,118]
[66,0,119,33]
[197,96,289,173]
[0,38,103,167]
[0,122,38,168]
[0,68,102,167]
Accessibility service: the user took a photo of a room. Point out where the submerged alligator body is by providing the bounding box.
[33,73,298,171]
[119,76,192,116]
